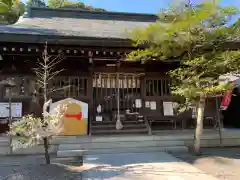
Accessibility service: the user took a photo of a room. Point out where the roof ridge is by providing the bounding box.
[27,7,158,22]
[31,6,156,16]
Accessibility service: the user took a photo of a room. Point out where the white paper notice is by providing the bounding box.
[135,99,142,108]
[96,116,103,122]
[0,102,22,118]
[145,101,150,108]
[150,101,156,110]
[163,102,174,116]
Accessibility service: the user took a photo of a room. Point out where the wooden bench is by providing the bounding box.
[147,115,177,130]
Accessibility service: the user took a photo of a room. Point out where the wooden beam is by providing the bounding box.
[0,43,138,61]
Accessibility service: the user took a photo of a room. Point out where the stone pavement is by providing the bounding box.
[81,152,219,180]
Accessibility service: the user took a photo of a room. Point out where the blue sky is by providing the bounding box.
[80,0,240,14]
[22,0,240,14]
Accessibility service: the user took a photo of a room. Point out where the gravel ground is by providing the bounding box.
[171,147,240,180]
[0,164,82,180]
[0,155,83,180]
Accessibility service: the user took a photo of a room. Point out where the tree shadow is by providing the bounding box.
[172,147,240,165]
[170,147,240,180]
[1,163,82,180]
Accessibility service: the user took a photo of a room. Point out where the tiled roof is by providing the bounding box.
[0,7,157,39]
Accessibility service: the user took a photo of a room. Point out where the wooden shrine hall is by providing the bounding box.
[0,7,224,135]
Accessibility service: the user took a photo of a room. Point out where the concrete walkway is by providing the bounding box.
[81,152,219,180]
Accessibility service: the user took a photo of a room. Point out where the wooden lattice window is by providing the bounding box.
[146,79,171,96]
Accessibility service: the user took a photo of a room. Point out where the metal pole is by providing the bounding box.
[8,88,12,154]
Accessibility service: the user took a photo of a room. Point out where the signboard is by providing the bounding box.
[135,99,142,108]
[49,98,88,136]
[96,116,103,122]
[150,101,156,110]
[0,102,22,118]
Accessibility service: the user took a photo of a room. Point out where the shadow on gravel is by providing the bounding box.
[1,164,82,180]
[171,147,240,180]
[172,147,240,164]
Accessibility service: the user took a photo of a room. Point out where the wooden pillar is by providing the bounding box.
[141,73,151,133]
[116,59,120,123]
[88,56,93,135]
[140,73,146,113]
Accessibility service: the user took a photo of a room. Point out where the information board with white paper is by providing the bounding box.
[163,102,174,116]
[0,102,22,118]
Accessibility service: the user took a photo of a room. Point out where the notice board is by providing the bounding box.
[0,102,22,118]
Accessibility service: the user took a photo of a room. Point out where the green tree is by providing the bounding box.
[0,0,16,13]
[48,0,105,11]
[129,1,240,154]
[0,0,24,24]
[26,0,46,8]
[19,2,25,14]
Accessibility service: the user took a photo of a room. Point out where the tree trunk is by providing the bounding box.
[43,137,50,164]
[193,97,205,155]
[43,57,50,164]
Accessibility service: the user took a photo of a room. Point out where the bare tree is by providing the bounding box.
[9,43,68,164]
[35,43,65,164]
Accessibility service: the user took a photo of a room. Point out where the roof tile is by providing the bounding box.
[0,7,157,39]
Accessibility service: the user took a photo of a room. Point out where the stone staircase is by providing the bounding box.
[90,120,149,135]
[0,137,9,155]
[56,129,240,160]
[56,135,188,159]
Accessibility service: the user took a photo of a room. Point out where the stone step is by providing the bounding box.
[84,146,188,155]
[59,140,185,150]
[0,139,9,146]
[91,120,145,126]
[54,131,240,144]
[54,156,83,166]
[57,149,85,157]
[0,146,10,155]
[91,123,146,130]
[57,146,188,158]
[91,128,148,135]
[55,134,185,144]
[185,138,240,147]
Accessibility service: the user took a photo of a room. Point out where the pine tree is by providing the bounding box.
[129,1,240,154]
